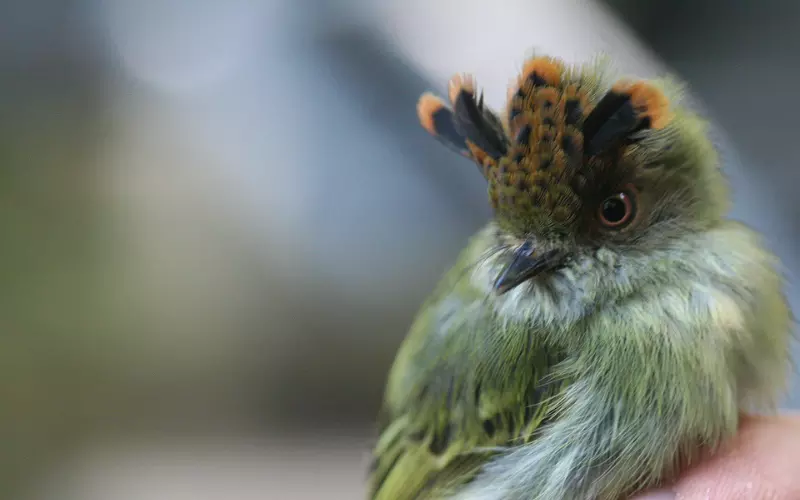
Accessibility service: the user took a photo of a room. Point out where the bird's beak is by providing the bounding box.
[493,242,565,295]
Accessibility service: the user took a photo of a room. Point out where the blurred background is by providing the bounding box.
[2,0,799,498]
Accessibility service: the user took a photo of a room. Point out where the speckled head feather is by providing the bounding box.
[417,56,677,238]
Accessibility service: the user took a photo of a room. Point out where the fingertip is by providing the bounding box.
[670,413,800,499]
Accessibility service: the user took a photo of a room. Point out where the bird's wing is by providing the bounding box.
[367,232,567,500]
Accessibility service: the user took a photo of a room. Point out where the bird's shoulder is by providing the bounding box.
[368,227,568,500]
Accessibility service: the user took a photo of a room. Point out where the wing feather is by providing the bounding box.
[367,231,567,499]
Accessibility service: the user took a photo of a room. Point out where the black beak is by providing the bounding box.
[493,242,565,295]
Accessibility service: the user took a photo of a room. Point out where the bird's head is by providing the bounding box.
[417,55,728,296]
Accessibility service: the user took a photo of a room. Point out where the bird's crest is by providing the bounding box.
[417,55,675,234]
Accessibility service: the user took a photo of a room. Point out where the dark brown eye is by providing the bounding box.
[598,189,636,228]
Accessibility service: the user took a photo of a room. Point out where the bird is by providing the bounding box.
[366,53,793,500]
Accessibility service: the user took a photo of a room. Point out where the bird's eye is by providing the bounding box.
[598,188,636,228]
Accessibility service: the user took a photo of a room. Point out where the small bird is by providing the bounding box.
[366,54,793,500]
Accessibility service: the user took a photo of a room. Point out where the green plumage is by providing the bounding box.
[368,54,793,500]
[369,228,567,500]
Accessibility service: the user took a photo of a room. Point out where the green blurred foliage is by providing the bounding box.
[0,72,128,497]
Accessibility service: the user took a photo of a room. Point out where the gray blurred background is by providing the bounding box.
[1,0,798,498]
